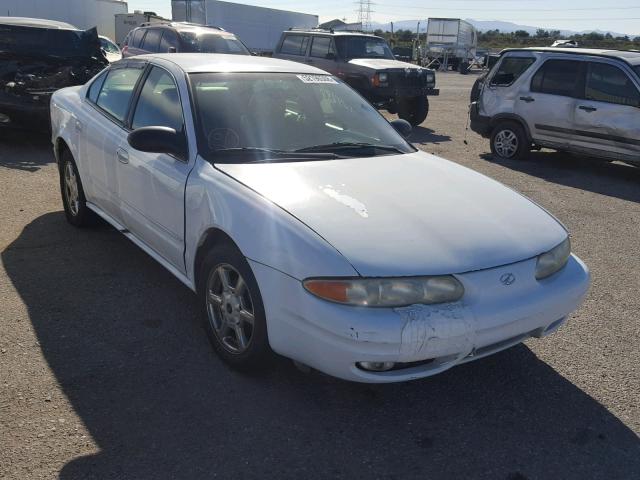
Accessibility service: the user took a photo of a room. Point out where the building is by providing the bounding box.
[319,19,363,32]
[1,0,128,40]
[115,11,168,45]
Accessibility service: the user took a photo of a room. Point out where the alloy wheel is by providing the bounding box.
[64,162,80,216]
[494,129,519,158]
[205,264,255,354]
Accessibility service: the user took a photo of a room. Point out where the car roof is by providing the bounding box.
[137,22,229,35]
[131,53,329,74]
[0,16,79,30]
[504,47,640,66]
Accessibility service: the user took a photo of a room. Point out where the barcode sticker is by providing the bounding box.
[296,74,338,84]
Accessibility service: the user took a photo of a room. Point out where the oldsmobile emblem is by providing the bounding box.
[500,273,516,286]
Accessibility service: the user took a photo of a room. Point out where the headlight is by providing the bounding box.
[372,72,388,87]
[303,276,464,307]
[535,237,571,280]
[378,72,388,83]
[426,72,435,83]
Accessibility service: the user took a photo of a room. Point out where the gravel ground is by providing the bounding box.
[0,71,638,480]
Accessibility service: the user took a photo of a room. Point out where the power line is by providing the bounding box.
[356,0,374,32]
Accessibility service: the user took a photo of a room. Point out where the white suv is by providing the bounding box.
[470,48,640,166]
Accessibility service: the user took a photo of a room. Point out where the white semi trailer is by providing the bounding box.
[423,18,477,72]
[171,0,318,54]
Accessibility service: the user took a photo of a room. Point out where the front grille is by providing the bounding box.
[387,70,430,89]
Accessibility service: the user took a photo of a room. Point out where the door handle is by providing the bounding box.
[579,105,597,112]
[519,96,535,103]
[116,148,129,164]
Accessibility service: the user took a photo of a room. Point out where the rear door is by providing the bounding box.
[514,58,583,150]
[116,65,192,271]
[571,60,640,162]
[83,63,146,222]
[307,35,338,74]
[124,28,147,57]
[140,28,162,54]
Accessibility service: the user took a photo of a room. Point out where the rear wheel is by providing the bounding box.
[398,95,429,126]
[490,121,529,160]
[59,149,96,227]
[198,244,271,370]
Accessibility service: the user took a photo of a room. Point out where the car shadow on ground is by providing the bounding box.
[3,212,640,479]
[0,129,53,172]
[409,126,452,145]
[481,151,640,204]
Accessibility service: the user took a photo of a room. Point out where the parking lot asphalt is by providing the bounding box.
[1,71,639,480]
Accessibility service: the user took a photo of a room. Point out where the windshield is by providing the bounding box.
[335,36,394,60]
[180,32,250,55]
[99,37,119,54]
[190,73,414,163]
[0,24,103,58]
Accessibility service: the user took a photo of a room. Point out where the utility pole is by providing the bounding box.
[356,0,373,32]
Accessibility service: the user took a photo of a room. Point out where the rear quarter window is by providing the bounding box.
[280,34,309,56]
[490,57,536,86]
[87,69,108,103]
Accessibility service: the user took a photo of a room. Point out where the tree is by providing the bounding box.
[514,30,530,38]
[536,29,550,38]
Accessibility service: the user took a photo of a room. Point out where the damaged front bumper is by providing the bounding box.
[250,254,590,383]
[0,92,51,130]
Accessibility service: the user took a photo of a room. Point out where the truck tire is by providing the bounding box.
[398,96,429,126]
[458,61,470,74]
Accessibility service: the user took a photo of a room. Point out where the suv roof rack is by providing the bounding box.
[288,27,335,34]
[138,21,225,31]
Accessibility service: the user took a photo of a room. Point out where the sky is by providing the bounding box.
[127,0,640,36]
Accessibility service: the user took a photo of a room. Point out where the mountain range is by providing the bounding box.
[370,19,635,38]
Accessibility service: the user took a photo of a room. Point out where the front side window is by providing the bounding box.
[310,36,335,58]
[585,62,640,107]
[531,59,581,97]
[280,34,308,56]
[490,57,535,86]
[335,36,394,60]
[96,67,144,122]
[142,29,162,52]
[180,32,250,55]
[190,72,414,163]
[132,67,184,131]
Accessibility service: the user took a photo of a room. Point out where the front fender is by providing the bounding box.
[185,159,359,283]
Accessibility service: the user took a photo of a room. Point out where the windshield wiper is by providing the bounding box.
[211,147,341,163]
[295,142,406,155]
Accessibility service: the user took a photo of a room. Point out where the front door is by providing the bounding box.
[115,66,192,271]
[571,61,640,163]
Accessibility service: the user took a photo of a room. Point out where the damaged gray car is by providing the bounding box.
[0,17,108,131]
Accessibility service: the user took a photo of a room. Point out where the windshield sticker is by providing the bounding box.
[297,74,338,84]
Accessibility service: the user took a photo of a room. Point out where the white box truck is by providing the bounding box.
[171,0,318,54]
[423,18,477,72]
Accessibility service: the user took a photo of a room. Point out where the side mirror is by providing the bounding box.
[168,46,177,53]
[390,119,412,139]
[325,52,336,60]
[128,127,188,160]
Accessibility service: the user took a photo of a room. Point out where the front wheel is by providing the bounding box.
[397,96,429,126]
[198,244,271,370]
[490,121,529,160]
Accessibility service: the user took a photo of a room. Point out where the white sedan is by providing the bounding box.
[50,54,590,383]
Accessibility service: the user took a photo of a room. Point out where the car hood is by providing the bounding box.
[348,58,424,71]
[217,151,567,277]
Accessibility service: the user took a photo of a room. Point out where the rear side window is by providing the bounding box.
[160,29,179,52]
[142,29,162,52]
[310,36,335,58]
[87,69,108,103]
[132,67,184,132]
[585,62,640,107]
[131,29,145,48]
[96,67,144,122]
[531,59,581,97]
[280,34,309,56]
[490,57,535,86]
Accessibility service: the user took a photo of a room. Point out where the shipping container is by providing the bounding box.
[171,0,318,53]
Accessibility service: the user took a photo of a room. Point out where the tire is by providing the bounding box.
[59,149,96,227]
[397,96,429,126]
[198,243,271,370]
[490,121,529,160]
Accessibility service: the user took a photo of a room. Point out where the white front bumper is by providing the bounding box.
[249,254,590,383]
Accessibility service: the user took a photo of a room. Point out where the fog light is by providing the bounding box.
[0,113,10,123]
[357,361,395,372]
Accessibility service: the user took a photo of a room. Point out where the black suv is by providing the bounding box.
[122,22,250,57]
[274,29,439,126]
